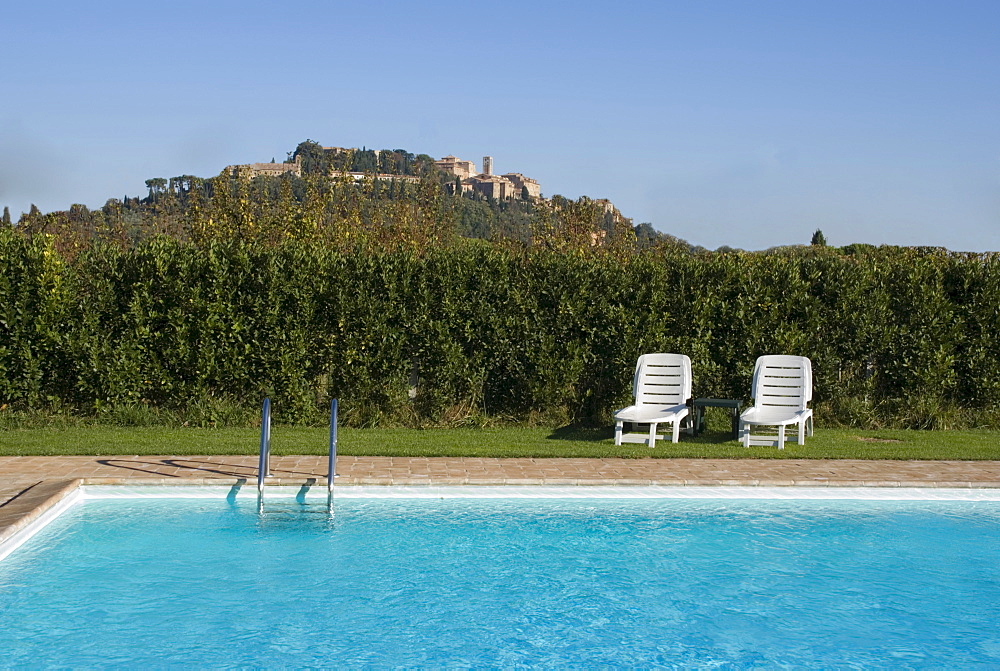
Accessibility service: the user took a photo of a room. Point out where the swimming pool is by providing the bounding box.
[2,487,1000,666]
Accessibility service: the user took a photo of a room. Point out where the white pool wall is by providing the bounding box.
[4,484,1000,562]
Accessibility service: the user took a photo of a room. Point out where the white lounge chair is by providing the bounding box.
[614,353,692,447]
[739,355,814,449]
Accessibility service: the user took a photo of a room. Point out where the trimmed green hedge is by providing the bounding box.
[2,230,998,427]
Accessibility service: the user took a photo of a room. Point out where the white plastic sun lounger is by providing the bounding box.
[739,355,814,449]
[614,353,692,447]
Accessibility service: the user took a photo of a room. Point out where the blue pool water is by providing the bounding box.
[2,496,1000,667]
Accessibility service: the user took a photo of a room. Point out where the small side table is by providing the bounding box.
[690,398,743,440]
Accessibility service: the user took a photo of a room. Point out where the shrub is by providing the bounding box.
[0,229,995,428]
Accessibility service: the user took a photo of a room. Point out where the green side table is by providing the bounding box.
[690,398,743,440]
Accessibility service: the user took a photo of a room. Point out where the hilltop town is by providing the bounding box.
[226,148,541,201]
[222,143,636,239]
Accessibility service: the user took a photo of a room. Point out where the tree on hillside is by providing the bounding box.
[2,206,10,227]
[811,229,828,246]
[634,222,663,248]
[16,204,44,235]
[290,140,331,175]
[350,149,378,173]
[414,154,439,177]
[377,149,417,175]
[145,178,168,201]
[170,175,199,194]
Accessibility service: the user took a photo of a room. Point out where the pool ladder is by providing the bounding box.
[257,398,339,495]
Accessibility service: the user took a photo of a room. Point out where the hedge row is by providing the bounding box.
[2,231,998,427]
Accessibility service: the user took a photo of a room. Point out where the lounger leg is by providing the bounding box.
[741,420,750,447]
[777,425,786,450]
[648,422,658,448]
[798,419,805,444]
[614,420,623,446]
[672,419,680,443]
[807,416,814,437]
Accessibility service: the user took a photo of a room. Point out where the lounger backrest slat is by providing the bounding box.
[634,354,692,407]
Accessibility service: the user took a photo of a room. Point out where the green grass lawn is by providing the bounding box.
[1,423,999,459]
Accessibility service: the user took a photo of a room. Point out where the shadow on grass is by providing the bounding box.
[687,431,741,445]
[546,424,738,446]
[546,425,614,442]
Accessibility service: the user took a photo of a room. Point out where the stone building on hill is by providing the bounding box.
[435,155,478,180]
[501,172,541,199]
[227,156,302,178]
[436,154,541,200]
[463,174,517,199]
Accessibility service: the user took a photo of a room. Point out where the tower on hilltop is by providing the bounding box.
[482,156,493,176]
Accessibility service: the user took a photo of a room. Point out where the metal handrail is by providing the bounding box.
[257,397,271,494]
[327,398,338,492]
[258,397,336,499]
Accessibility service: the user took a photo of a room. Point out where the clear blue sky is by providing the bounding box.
[2,0,998,251]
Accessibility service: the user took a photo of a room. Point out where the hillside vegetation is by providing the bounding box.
[10,141,646,256]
